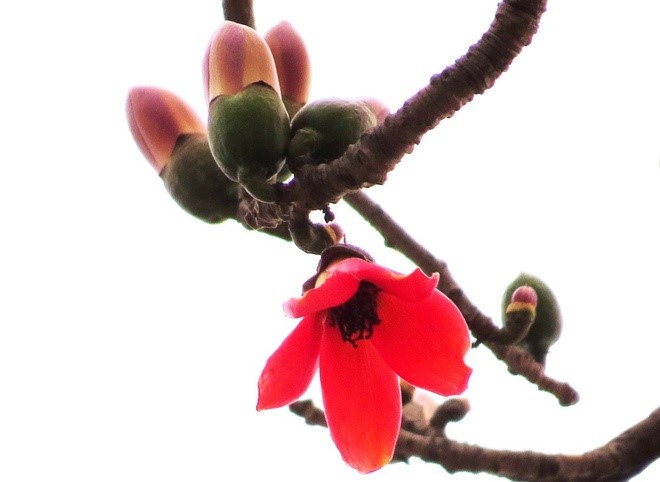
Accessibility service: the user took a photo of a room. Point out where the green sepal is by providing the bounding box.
[208,82,290,203]
[160,133,239,223]
[287,98,378,164]
[502,273,562,364]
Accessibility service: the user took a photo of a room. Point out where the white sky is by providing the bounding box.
[1,0,659,480]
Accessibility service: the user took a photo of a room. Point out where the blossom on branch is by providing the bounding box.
[257,246,472,473]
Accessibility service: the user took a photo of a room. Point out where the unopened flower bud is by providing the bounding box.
[502,273,562,365]
[205,22,290,203]
[126,86,205,173]
[287,98,380,165]
[126,87,239,223]
[264,21,311,117]
[506,285,538,318]
[203,21,280,102]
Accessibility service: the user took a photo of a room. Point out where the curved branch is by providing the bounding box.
[343,190,578,406]
[274,0,547,212]
[290,399,660,481]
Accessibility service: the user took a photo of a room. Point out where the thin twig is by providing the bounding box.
[487,342,579,406]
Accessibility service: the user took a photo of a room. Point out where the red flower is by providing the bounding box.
[257,248,472,473]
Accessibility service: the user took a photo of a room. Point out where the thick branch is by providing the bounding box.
[274,0,547,212]
[344,190,578,405]
[290,400,660,481]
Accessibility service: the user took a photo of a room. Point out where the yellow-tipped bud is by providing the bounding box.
[502,273,562,365]
[203,21,280,104]
[126,86,206,173]
[264,21,311,116]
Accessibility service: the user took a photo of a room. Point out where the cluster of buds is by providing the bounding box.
[204,21,389,203]
[126,19,388,237]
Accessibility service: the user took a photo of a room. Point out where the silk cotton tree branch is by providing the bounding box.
[216,0,660,479]
[245,0,548,221]
[344,191,579,407]
[290,399,660,481]
[229,0,548,249]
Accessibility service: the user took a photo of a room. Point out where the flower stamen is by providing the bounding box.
[328,282,381,347]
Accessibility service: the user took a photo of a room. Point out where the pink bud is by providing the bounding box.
[126,87,205,173]
[511,285,538,307]
[203,21,280,103]
[264,21,311,106]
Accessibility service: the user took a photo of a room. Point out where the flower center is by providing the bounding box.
[328,281,381,347]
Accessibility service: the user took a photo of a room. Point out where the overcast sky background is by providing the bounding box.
[1,1,659,480]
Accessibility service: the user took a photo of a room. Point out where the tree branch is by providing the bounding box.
[343,190,578,406]
[268,0,547,215]
[290,399,660,481]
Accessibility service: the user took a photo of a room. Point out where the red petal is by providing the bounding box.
[328,258,439,302]
[283,272,360,318]
[257,314,322,410]
[371,292,472,396]
[319,321,401,473]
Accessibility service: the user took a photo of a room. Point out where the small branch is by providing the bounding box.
[428,398,471,436]
[343,191,511,341]
[287,207,343,254]
[487,343,579,407]
[290,399,660,481]
[222,0,255,29]
[344,190,578,405]
[289,400,327,427]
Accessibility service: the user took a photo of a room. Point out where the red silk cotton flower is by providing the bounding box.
[257,247,472,473]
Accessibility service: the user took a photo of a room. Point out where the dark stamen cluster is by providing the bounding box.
[328,282,381,347]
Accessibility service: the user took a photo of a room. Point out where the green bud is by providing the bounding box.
[502,273,562,365]
[287,98,379,164]
[161,133,240,223]
[208,82,290,203]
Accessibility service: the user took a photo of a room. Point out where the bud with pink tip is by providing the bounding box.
[126,86,239,223]
[502,273,562,365]
[264,21,311,117]
[126,86,205,173]
[204,21,290,203]
[511,285,538,307]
